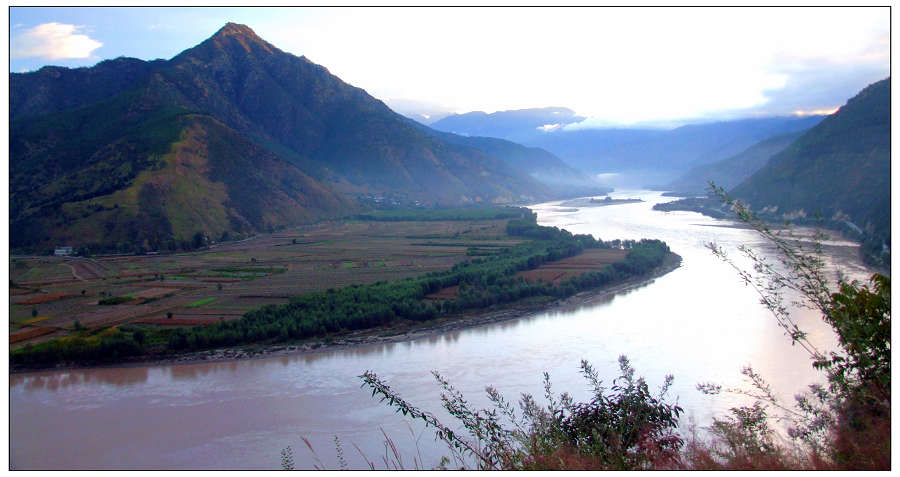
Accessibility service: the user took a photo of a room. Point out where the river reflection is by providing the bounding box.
[12,366,151,390]
[10,190,870,470]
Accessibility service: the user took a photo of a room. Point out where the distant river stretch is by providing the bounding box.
[10,190,871,470]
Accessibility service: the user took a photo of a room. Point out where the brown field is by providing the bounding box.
[517,249,628,283]
[66,258,109,280]
[134,315,242,326]
[424,248,629,300]
[132,288,177,299]
[517,248,628,283]
[425,285,460,300]
[14,293,74,305]
[9,219,521,348]
[10,326,57,344]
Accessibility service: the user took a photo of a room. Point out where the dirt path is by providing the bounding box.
[65,258,109,280]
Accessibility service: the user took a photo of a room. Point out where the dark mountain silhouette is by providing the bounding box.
[732,78,890,265]
[10,23,555,252]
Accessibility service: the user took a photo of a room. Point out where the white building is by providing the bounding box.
[54,246,74,256]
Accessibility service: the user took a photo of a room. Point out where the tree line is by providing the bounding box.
[11,215,671,367]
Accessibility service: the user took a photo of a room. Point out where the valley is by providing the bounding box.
[11,207,675,370]
[10,218,521,349]
[8,10,890,471]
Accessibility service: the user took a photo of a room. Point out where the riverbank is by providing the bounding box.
[11,252,682,374]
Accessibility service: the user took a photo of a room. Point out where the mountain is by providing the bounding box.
[10,23,554,253]
[732,78,890,265]
[10,96,355,252]
[664,131,806,196]
[432,107,586,143]
[432,109,826,186]
[424,128,610,195]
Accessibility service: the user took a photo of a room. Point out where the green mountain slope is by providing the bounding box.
[11,106,355,252]
[732,78,891,266]
[10,23,554,252]
[139,23,551,204]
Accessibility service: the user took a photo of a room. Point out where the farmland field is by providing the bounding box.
[9,219,523,348]
[516,248,628,283]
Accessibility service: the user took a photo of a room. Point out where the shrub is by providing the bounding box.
[361,356,683,470]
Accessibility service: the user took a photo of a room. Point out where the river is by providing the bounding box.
[9,190,872,470]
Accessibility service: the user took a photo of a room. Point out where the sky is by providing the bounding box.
[8,6,891,128]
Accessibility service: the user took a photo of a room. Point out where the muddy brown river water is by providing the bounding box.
[10,191,873,469]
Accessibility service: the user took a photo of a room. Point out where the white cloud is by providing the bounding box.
[258,7,888,125]
[11,22,103,60]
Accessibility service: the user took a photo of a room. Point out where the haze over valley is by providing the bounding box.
[8,7,891,471]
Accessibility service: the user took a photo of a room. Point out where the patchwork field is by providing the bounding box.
[424,248,629,300]
[9,219,521,348]
[516,248,628,283]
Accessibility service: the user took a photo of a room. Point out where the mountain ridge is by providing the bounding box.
[10,23,559,253]
[732,78,890,264]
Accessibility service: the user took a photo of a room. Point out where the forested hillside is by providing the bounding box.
[732,78,890,266]
[10,23,556,253]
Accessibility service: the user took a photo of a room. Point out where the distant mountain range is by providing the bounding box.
[431,107,586,142]
[664,131,805,195]
[10,23,600,253]
[655,78,891,268]
[732,78,890,265]
[432,108,826,186]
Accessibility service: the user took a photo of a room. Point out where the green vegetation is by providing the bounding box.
[657,79,890,269]
[187,297,217,308]
[12,23,561,255]
[731,78,890,268]
[164,215,667,353]
[210,266,286,274]
[98,295,136,305]
[355,357,682,470]
[353,190,889,470]
[11,213,671,367]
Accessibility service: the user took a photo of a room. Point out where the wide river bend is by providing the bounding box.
[10,190,871,469]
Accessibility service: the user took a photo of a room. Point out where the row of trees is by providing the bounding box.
[165,219,668,352]
[11,216,671,366]
[355,191,890,470]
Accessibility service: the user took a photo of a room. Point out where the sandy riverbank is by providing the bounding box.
[11,252,682,374]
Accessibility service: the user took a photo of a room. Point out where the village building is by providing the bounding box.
[54,246,74,256]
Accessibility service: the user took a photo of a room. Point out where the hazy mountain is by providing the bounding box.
[433,108,826,185]
[533,116,826,180]
[10,23,555,252]
[664,131,806,195]
[432,107,586,142]
[427,130,611,196]
[732,78,890,265]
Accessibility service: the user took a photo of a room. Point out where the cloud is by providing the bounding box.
[11,22,103,60]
